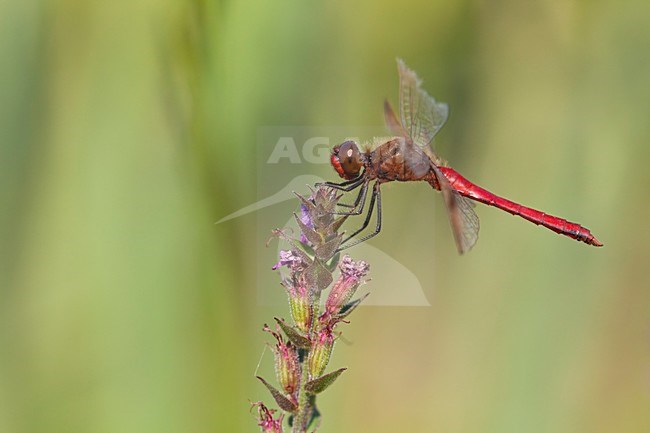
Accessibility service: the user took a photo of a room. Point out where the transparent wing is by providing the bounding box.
[431,165,480,254]
[397,58,449,149]
[383,99,410,140]
[389,60,477,253]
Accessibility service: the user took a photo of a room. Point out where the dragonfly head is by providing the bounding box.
[331,140,363,180]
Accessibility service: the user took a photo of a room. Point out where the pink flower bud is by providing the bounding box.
[281,274,313,333]
[308,324,336,378]
[263,325,301,398]
[289,290,313,333]
[324,255,369,317]
[274,250,313,332]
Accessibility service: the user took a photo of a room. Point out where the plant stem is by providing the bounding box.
[292,292,321,433]
[292,355,310,433]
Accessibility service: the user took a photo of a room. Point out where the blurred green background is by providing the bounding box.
[2,0,649,432]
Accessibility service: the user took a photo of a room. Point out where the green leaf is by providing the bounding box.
[326,215,348,236]
[298,240,316,258]
[305,368,347,394]
[314,233,342,261]
[274,317,311,349]
[256,376,297,413]
[336,293,369,320]
[324,252,341,272]
[304,260,333,292]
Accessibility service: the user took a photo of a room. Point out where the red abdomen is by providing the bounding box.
[438,167,603,247]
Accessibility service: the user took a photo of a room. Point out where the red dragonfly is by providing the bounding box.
[325,59,603,253]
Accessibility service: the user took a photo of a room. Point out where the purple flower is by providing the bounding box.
[299,201,315,244]
[272,250,306,271]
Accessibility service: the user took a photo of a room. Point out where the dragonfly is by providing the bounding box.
[323,59,603,254]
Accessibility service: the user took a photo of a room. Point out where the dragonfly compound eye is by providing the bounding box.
[331,140,362,180]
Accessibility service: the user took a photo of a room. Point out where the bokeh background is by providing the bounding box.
[2,0,649,432]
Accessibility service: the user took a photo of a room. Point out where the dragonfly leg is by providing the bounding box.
[331,180,369,216]
[337,182,382,251]
[316,174,368,210]
[332,180,366,209]
[316,174,365,192]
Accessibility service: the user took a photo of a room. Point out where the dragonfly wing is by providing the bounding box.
[397,58,449,149]
[431,165,480,254]
[383,99,410,140]
[392,60,477,253]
